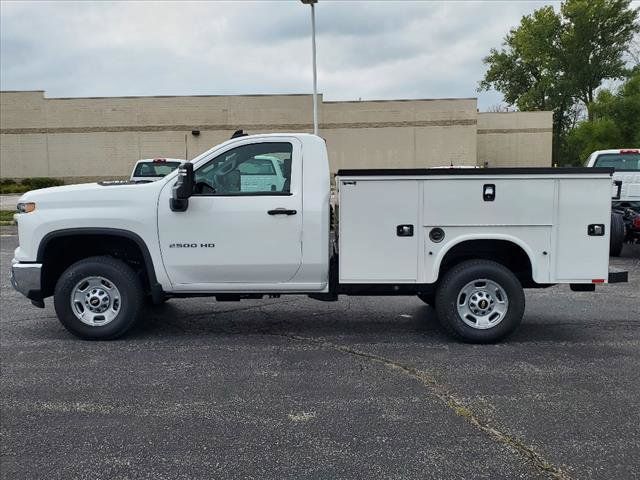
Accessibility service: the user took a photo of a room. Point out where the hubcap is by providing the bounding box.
[70,276,121,326]
[456,279,508,329]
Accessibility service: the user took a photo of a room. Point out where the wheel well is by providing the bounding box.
[439,240,535,287]
[39,232,154,298]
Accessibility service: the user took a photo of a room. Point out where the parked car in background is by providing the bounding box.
[130,158,183,183]
[585,149,640,255]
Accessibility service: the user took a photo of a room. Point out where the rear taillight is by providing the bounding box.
[633,216,640,229]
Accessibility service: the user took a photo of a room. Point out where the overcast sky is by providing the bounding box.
[1,0,634,111]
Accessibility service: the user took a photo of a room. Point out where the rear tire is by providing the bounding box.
[610,213,625,257]
[435,259,525,343]
[54,256,143,340]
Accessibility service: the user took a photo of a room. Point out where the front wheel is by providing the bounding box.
[54,256,143,340]
[435,260,525,343]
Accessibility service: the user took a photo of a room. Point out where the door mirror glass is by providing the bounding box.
[170,162,194,212]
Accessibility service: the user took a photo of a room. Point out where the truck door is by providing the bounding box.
[157,138,302,287]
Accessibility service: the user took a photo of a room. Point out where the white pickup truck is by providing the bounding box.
[585,149,640,255]
[585,149,640,203]
[11,133,627,343]
[130,158,183,183]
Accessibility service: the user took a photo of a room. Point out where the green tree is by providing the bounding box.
[560,0,640,120]
[564,70,640,165]
[479,6,563,111]
[479,6,572,162]
[479,0,639,164]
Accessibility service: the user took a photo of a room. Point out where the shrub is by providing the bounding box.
[20,177,64,189]
[0,210,15,221]
[0,177,64,194]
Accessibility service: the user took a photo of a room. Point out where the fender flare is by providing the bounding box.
[433,233,538,282]
[37,227,164,301]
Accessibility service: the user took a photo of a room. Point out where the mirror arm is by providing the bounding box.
[169,197,189,212]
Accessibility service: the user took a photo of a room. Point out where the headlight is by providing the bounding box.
[16,202,36,213]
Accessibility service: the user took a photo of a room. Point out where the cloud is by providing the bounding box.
[1,0,577,110]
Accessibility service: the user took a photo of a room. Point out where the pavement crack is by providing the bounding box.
[272,332,573,480]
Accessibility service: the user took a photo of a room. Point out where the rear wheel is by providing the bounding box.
[54,256,143,340]
[435,260,525,343]
[610,213,625,257]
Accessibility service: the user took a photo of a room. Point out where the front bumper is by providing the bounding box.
[10,260,43,301]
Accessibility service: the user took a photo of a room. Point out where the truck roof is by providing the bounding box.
[337,167,614,177]
[589,149,639,156]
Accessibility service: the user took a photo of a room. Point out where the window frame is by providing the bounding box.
[593,153,640,171]
[191,140,297,197]
[134,161,181,177]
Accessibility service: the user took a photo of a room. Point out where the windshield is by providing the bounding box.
[133,161,181,177]
[593,153,640,170]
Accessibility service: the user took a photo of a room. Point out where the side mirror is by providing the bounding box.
[170,162,194,212]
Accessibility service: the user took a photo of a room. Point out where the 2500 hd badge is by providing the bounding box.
[169,243,215,248]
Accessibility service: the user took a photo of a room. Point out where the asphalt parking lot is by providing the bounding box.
[1,228,638,480]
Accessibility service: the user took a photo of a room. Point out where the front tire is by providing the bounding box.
[54,256,143,340]
[435,260,525,343]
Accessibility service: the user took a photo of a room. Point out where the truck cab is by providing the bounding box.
[585,149,640,205]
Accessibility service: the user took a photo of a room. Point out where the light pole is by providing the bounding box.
[301,0,318,135]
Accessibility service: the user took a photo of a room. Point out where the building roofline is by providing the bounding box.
[478,110,552,114]
[1,90,477,104]
[34,92,320,100]
[323,97,477,104]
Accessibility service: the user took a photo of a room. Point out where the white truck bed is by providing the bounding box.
[337,168,614,285]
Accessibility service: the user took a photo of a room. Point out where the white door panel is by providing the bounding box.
[157,138,302,286]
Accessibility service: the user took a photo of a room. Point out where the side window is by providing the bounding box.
[194,142,293,195]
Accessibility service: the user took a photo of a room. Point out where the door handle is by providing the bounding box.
[267,208,297,216]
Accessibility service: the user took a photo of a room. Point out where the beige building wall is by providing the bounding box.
[477,111,553,168]
[1,91,551,182]
[323,99,477,171]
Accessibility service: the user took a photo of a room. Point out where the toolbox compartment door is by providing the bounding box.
[339,179,419,283]
[554,178,611,281]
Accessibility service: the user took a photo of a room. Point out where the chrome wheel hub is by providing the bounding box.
[457,279,508,330]
[71,276,121,326]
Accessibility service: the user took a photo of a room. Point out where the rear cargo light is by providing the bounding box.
[619,149,639,154]
[592,279,605,283]
[153,158,167,163]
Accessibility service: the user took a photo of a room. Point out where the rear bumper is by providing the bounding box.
[10,260,43,301]
[570,270,628,291]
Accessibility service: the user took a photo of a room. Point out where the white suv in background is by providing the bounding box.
[130,158,183,183]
